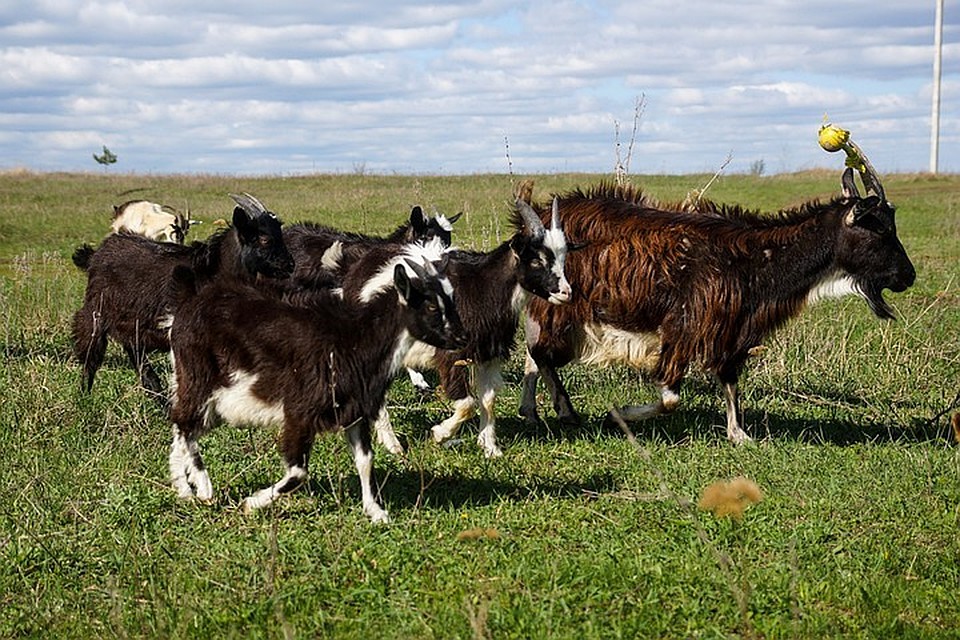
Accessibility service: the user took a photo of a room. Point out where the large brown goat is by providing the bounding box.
[519,168,916,443]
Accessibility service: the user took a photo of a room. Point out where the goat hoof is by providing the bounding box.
[414,385,433,398]
[559,413,583,429]
[518,408,543,428]
[368,509,391,524]
[482,446,504,459]
[601,412,623,431]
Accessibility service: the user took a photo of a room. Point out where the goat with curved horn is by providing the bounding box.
[229,192,274,218]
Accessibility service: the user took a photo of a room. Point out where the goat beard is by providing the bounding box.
[858,280,896,320]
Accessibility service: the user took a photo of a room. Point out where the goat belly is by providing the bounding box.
[207,369,285,427]
[577,323,660,370]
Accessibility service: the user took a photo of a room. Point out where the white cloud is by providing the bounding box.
[0,0,956,175]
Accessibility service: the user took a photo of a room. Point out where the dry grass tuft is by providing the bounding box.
[699,477,763,520]
[457,527,501,541]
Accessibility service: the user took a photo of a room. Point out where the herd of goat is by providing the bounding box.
[70,168,915,522]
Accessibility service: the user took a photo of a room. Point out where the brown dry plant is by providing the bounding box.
[699,477,764,521]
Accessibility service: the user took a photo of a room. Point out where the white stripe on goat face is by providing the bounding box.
[543,227,572,304]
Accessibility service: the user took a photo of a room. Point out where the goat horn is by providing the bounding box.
[516,198,545,237]
[846,139,885,202]
[229,192,270,218]
[550,197,562,230]
[402,257,430,281]
[818,123,886,202]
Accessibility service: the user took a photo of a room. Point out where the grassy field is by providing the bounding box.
[1,169,958,638]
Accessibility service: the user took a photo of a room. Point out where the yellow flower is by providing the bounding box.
[818,123,850,153]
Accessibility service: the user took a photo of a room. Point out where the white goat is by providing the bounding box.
[111,200,195,244]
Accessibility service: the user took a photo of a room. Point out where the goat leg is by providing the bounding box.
[344,419,389,524]
[241,464,308,514]
[406,367,433,396]
[474,360,504,458]
[720,376,751,444]
[431,359,476,445]
[241,424,313,513]
[169,425,213,502]
[605,385,681,429]
[373,405,405,456]
[518,351,544,427]
[72,307,107,392]
[537,359,581,427]
[123,343,164,401]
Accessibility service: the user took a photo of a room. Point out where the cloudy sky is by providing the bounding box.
[1,0,956,176]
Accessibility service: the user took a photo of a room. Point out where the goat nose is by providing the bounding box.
[551,285,572,304]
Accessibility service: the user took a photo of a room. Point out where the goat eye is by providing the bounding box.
[425,302,438,314]
[529,258,543,268]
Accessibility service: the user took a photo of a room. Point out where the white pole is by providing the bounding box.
[930,0,943,174]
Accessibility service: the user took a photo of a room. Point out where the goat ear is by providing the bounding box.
[409,206,427,232]
[393,264,413,301]
[841,167,860,200]
[509,233,530,256]
[848,200,889,234]
[447,212,463,225]
[232,207,257,240]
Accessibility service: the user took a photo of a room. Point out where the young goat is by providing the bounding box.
[283,206,460,392]
[71,194,294,398]
[284,206,459,289]
[519,168,916,443]
[166,239,465,523]
[111,200,196,244]
[372,198,572,458]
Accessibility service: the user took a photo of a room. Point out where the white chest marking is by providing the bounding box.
[402,340,439,370]
[806,271,858,306]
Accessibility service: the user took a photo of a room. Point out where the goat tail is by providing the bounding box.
[168,265,198,306]
[72,244,95,270]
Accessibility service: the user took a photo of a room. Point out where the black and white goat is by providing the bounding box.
[372,198,572,458]
[519,168,916,443]
[166,239,465,523]
[71,194,294,398]
[284,206,459,290]
[111,199,196,244]
[283,206,460,392]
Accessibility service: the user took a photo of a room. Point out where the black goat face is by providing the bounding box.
[839,196,916,319]
[510,232,572,305]
[394,263,466,350]
[233,207,295,279]
[407,206,461,248]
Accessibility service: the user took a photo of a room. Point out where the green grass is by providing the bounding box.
[1,170,958,638]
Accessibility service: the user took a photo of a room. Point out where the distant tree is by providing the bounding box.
[93,146,118,169]
[749,159,765,177]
